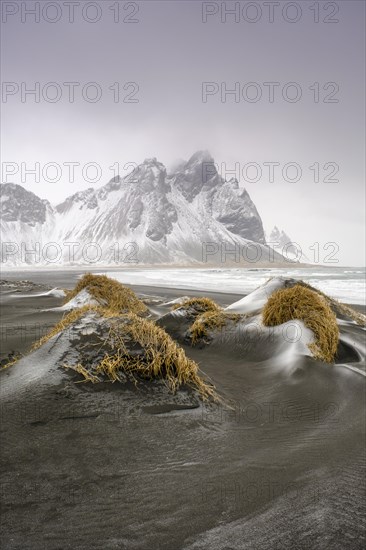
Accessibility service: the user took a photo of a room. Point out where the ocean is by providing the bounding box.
[103,266,366,306]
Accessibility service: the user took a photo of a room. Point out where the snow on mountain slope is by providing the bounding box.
[1,152,286,266]
[170,151,265,244]
[266,226,310,263]
[1,183,56,265]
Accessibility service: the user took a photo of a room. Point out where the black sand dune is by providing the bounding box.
[0,274,365,549]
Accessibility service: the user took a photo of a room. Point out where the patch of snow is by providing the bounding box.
[51,288,99,311]
[36,288,66,298]
[161,296,190,307]
[225,277,286,314]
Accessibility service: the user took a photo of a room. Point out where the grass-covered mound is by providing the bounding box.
[189,311,241,345]
[61,311,217,399]
[33,274,147,350]
[65,273,147,315]
[262,284,339,363]
[20,275,218,399]
[171,297,241,345]
[30,304,216,399]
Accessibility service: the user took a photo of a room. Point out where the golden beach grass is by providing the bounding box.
[262,284,339,363]
[28,277,217,399]
[65,273,147,315]
[295,281,366,327]
[61,311,217,399]
[190,310,241,345]
[172,297,221,314]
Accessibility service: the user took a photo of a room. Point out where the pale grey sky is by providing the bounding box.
[1,0,365,265]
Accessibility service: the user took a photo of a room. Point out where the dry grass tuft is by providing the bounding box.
[296,281,365,327]
[172,297,221,314]
[62,312,217,400]
[262,284,339,363]
[30,304,217,399]
[190,310,241,345]
[172,297,241,345]
[329,300,366,326]
[65,273,147,315]
[33,273,147,351]
[15,275,217,400]
[63,288,73,301]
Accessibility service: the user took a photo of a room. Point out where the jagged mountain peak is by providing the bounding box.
[1,182,51,225]
[141,157,161,166]
[227,177,239,189]
[186,150,214,165]
[128,157,167,193]
[1,152,285,265]
[184,150,218,182]
[167,158,187,175]
[135,157,167,180]
[268,226,292,245]
[266,225,309,262]
[171,150,220,202]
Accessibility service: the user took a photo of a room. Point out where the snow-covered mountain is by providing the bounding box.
[266,226,310,263]
[1,151,288,266]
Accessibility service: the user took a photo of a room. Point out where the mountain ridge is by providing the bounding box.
[1,151,293,266]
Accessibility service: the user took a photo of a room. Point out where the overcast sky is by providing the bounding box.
[1,0,365,266]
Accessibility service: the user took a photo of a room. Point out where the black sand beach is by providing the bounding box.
[1,272,365,549]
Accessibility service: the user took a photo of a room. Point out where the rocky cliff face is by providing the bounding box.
[1,183,51,226]
[170,151,265,244]
[1,151,281,266]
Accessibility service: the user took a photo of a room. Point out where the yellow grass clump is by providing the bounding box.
[262,284,339,363]
[32,274,147,351]
[172,297,221,314]
[172,297,241,345]
[65,273,147,315]
[296,281,366,327]
[190,310,241,345]
[30,304,217,399]
[63,312,217,400]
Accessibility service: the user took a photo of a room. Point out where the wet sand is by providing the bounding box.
[1,274,365,549]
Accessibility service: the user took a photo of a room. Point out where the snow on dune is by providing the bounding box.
[225,277,285,314]
[12,288,66,298]
[51,289,99,311]
[39,288,66,298]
